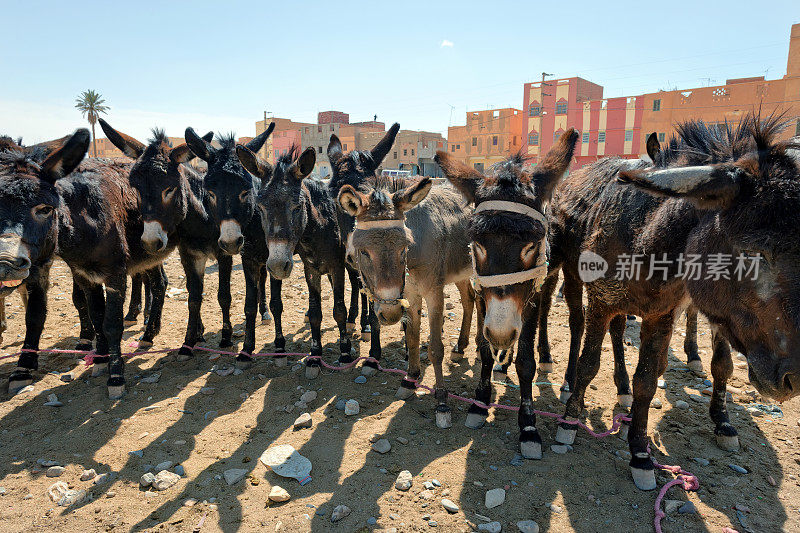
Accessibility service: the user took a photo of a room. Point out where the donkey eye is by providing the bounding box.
[473,242,487,263]
[207,191,217,203]
[162,187,177,203]
[521,243,537,263]
[239,190,251,203]
[32,204,54,219]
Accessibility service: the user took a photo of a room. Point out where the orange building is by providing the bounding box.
[255,116,313,165]
[92,136,186,159]
[447,108,523,172]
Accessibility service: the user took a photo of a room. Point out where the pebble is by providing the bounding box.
[428,520,438,527]
[140,372,161,384]
[657,379,665,389]
[651,398,663,409]
[300,391,317,403]
[485,488,506,508]
[663,499,683,514]
[269,485,291,502]
[129,450,144,458]
[396,437,409,445]
[174,465,185,477]
[16,385,34,395]
[395,470,413,491]
[517,520,539,533]
[184,498,197,507]
[550,444,572,454]
[330,504,351,522]
[344,399,360,415]
[510,454,525,466]
[155,461,174,472]
[678,501,697,514]
[223,468,249,485]
[420,489,434,500]
[199,387,215,395]
[60,373,73,382]
[293,413,313,429]
[693,457,710,467]
[367,516,378,526]
[354,375,367,384]
[372,439,391,454]
[424,481,434,490]
[94,473,112,485]
[80,469,96,481]
[46,466,65,477]
[549,503,563,513]
[431,479,441,487]
[47,481,85,507]
[140,472,156,488]
[44,393,62,407]
[478,522,502,533]
[441,498,459,513]
[335,399,347,410]
[728,464,748,474]
[152,470,181,490]
[174,439,186,446]
[675,400,689,409]
[214,366,234,376]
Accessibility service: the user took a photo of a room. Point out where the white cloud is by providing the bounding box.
[440,39,454,48]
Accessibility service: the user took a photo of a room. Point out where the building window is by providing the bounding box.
[451,145,455,152]
[653,99,661,112]
[411,149,414,156]
[275,149,279,158]
[318,146,322,153]
[582,132,590,143]
[317,126,322,133]
[492,136,498,146]
[474,163,484,172]
[472,137,477,146]
[403,149,407,156]
[330,125,334,131]
[304,127,309,134]
[554,132,561,142]
[796,119,800,136]
[528,133,539,146]
[556,102,568,114]
[343,144,347,150]
[393,152,397,159]
[625,130,633,142]
[529,104,541,117]
[598,131,606,143]
[658,132,665,142]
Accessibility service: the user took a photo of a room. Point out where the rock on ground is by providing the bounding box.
[344,399,360,415]
[395,470,413,491]
[293,412,313,429]
[517,520,539,533]
[47,481,86,507]
[478,522,502,533]
[371,439,391,454]
[223,468,249,485]
[441,498,459,513]
[80,469,96,481]
[485,488,506,509]
[152,470,181,491]
[331,504,351,522]
[269,485,291,502]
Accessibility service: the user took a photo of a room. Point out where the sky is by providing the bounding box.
[1,0,798,144]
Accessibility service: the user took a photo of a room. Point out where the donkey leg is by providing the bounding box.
[124,274,142,326]
[82,282,109,377]
[217,254,233,348]
[345,266,359,334]
[368,302,382,365]
[302,266,324,376]
[537,270,559,373]
[709,325,738,451]
[0,297,5,345]
[139,266,166,348]
[560,273,585,404]
[330,269,354,371]
[610,314,633,408]
[104,275,128,399]
[555,305,612,447]
[451,279,474,362]
[269,276,285,355]
[466,293,492,429]
[425,287,452,429]
[684,305,702,373]
[517,306,542,459]
[627,314,673,490]
[236,258,261,369]
[9,279,47,393]
[360,293,371,341]
[178,250,206,361]
[397,293,423,400]
[72,278,95,351]
[258,264,272,323]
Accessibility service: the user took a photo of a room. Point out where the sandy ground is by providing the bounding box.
[0,253,798,533]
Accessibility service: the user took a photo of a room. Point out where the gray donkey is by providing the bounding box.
[337,176,475,428]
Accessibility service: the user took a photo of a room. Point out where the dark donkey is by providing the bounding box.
[184,128,277,368]
[97,119,253,359]
[549,114,800,490]
[0,129,173,398]
[237,145,359,376]
[435,130,578,456]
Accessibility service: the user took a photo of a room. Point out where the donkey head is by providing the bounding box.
[337,177,431,325]
[237,144,316,279]
[619,115,800,402]
[99,119,211,254]
[436,129,578,359]
[0,129,89,293]
[186,123,274,255]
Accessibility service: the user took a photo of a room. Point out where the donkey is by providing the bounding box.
[98,119,260,359]
[0,129,174,398]
[435,130,578,456]
[544,114,800,490]
[237,144,360,376]
[184,128,278,368]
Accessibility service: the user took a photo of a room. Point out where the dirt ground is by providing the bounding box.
[0,253,798,533]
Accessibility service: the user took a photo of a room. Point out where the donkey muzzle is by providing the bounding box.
[141,221,168,254]
[266,241,293,279]
[0,235,31,282]
[218,219,244,255]
[483,294,522,352]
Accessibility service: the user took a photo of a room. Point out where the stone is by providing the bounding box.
[200,387,215,395]
[678,501,696,514]
[335,399,347,410]
[300,391,317,403]
[693,457,710,467]
[367,516,378,526]
[657,379,666,389]
[47,481,85,507]
[420,489,434,500]
[663,499,683,514]
[152,470,181,491]
[395,470,413,491]
[60,373,73,382]
[129,450,144,458]
[80,469,96,481]
[184,498,198,507]
[517,520,539,533]
[478,522,502,533]
[651,398,663,409]
[441,498,459,513]
[675,400,689,409]
[155,461,174,472]
[93,473,112,485]
[431,479,441,487]
[550,444,571,454]
[396,436,409,445]
[485,488,506,509]
[728,464,748,474]
[140,372,161,384]
[269,485,291,502]
[174,465,185,477]
[223,468,249,485]
[344,399,360,415]
[372,439,391,454]
[140,472,156,488]
[331,504,351,522]
[354,375,367,384]
[293,413,313,429]
[46,466,65,477]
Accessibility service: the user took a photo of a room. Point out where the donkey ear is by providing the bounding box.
[327,134,343,164]
[370,123,400,166]
[169,143,195,164]
[39,129,90,184]
[294,147,316,179]
[434,150,483,203]
[236,144,272,180]
[202,131,214,142]
[185,127,215,162]
[618,164,743,210]
[247,122,275,153]
[98,118,144,159]
[338,184,369,217]
[393,177,432,213]
[646,132,661,162]
[532,128,578,202]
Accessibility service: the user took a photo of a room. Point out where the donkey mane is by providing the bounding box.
[274,145,301,179]
[215,133,238,149]
[148,129,171,146]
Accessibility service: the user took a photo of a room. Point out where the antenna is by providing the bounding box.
[447,104,456,127]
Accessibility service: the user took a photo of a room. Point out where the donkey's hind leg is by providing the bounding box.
[466,292,493,429]
[72,279,95,351]
[537,270,559,373]
[138,265,167,348]
[610,314,633,408]
[684,305,703,374]
[345,265,359,334]
[450,279,474,362]
[709,326,738,451]
[124,274,142,327]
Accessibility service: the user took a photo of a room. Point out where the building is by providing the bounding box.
[91,135,187,159]
[255,116,312,165]
[299,112,385,178]
[359,129,447,177]
[447,108,523,172]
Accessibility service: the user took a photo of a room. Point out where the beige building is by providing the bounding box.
[447,108,523,172]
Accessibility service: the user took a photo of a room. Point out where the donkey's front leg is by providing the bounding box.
[104,275,127,399]
[345,265,360,334]
[536,270,559,373]
[139,266,166,348]
[8,277,48,393]
[217,254,233,347]
[709,326,738,451]
[258,264,272,324]
[236,258,261,369]
[396,292,422,400]
[124,273,143,327]
[466,293,493,429]
[329,269,353,366]
[425,287,451,429]
[72,278,95,351]
[177,249,206,361]
[684,305,702,373]
[451,279,474,362]
[610,314,633,408]
[517,308,543,459]
[82,282,109,377]
[303,266,324,377]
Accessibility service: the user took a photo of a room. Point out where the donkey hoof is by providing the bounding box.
[91,363,109,377]
[618,422,630,441]
[450,348,465,363]
[435,407,452,429]
[123,319,137,327]
[305,365,320,380]
[219,339,233,349]
[688,360,705,375]
[538,362,554,374]
[137,340,153,350]
[520,440,543,460]
[617,394,633,409]
[559,388,572,405]
[108,384,125,400]
[631,466,657,491]
[555,421,577,445]
[361,364,378,377]
[716,433,740,451]
[274,356,288,368]
[492,365,507,383]
[360,330,371,343]
[304,314,310,323]
[176,346,194,362]
[236,354,254,370]
[75,340,93,352]
[346,322,356,334]
[464,412,486,429]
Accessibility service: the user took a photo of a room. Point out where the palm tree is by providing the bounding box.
[75,90,109,158]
